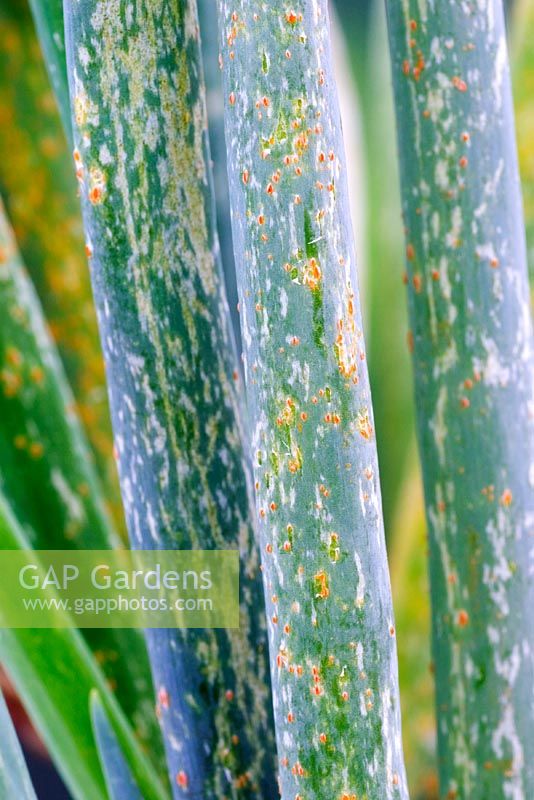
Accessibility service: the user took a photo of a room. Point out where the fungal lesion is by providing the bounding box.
[334,282,360,384]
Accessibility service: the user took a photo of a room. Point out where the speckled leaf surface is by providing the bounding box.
[0,690,37,800]
[63,1,275,796]
[0,494,168,800]
[386,1,534,796]
[0,3,125,535]
[0,197,162,779]
[217,2,408,797]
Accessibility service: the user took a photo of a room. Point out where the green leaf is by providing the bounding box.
[27,0,71,141]
[0,3,125,536]
[0,195,164,779]
[513,0,534,293]
[217,0,408,796]
[0,690,37,800]
[0,493,169,800]
[387,1,534,794]
[91,691,143,800]
[63,0,276,796]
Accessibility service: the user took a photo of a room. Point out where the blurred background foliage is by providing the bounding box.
[0,0,531,797]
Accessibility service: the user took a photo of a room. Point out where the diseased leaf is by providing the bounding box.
[387,1,534,795]
[217,1,408,797]
[63,1,276,796]
[0,3,125,536]
[0,196,164,779]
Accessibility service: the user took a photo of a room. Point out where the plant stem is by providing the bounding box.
[0,3,125,536]
[63,1,276,796]
[386,1,534,796]
[217,2,408,797]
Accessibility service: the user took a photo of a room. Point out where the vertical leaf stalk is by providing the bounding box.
[0,4,124,534]
[217,2,408,797]
[0,195,162,777]
[63,1,276,796]
[0,690,37,800]
[386,1,534,796]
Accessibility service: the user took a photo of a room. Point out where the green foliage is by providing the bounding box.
[0,194,162,776]
[513,0,534,289]
[63,0,275,796]
[387,1,534,796]
[217,1,407,797]
[0,493,168,800]
[0,3,125,535]
[27,0,70,139]
[90,691,143,800]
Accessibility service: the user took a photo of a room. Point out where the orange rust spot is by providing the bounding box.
[242,169,249,184]
[407,330,414,353]
[406,243,415,261]
[229,92,236,105]
[314,570,329,599]
[410,19,417,30]
[457,609,469,627]
[357,410,374,440]
[431,269,440,281]
[459,156,468,169]
[460,396,470,409]
[89,186,103,205]
[412,274,422,293]
[158,687,170,709]
[266,543,273,554]
[30,366,44,384]
[319,733,327,744]
[225,689,234,701]
[176,771,188,789]
[452,76,468,92]
[500,489,513,507]
[29,442,44,459]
